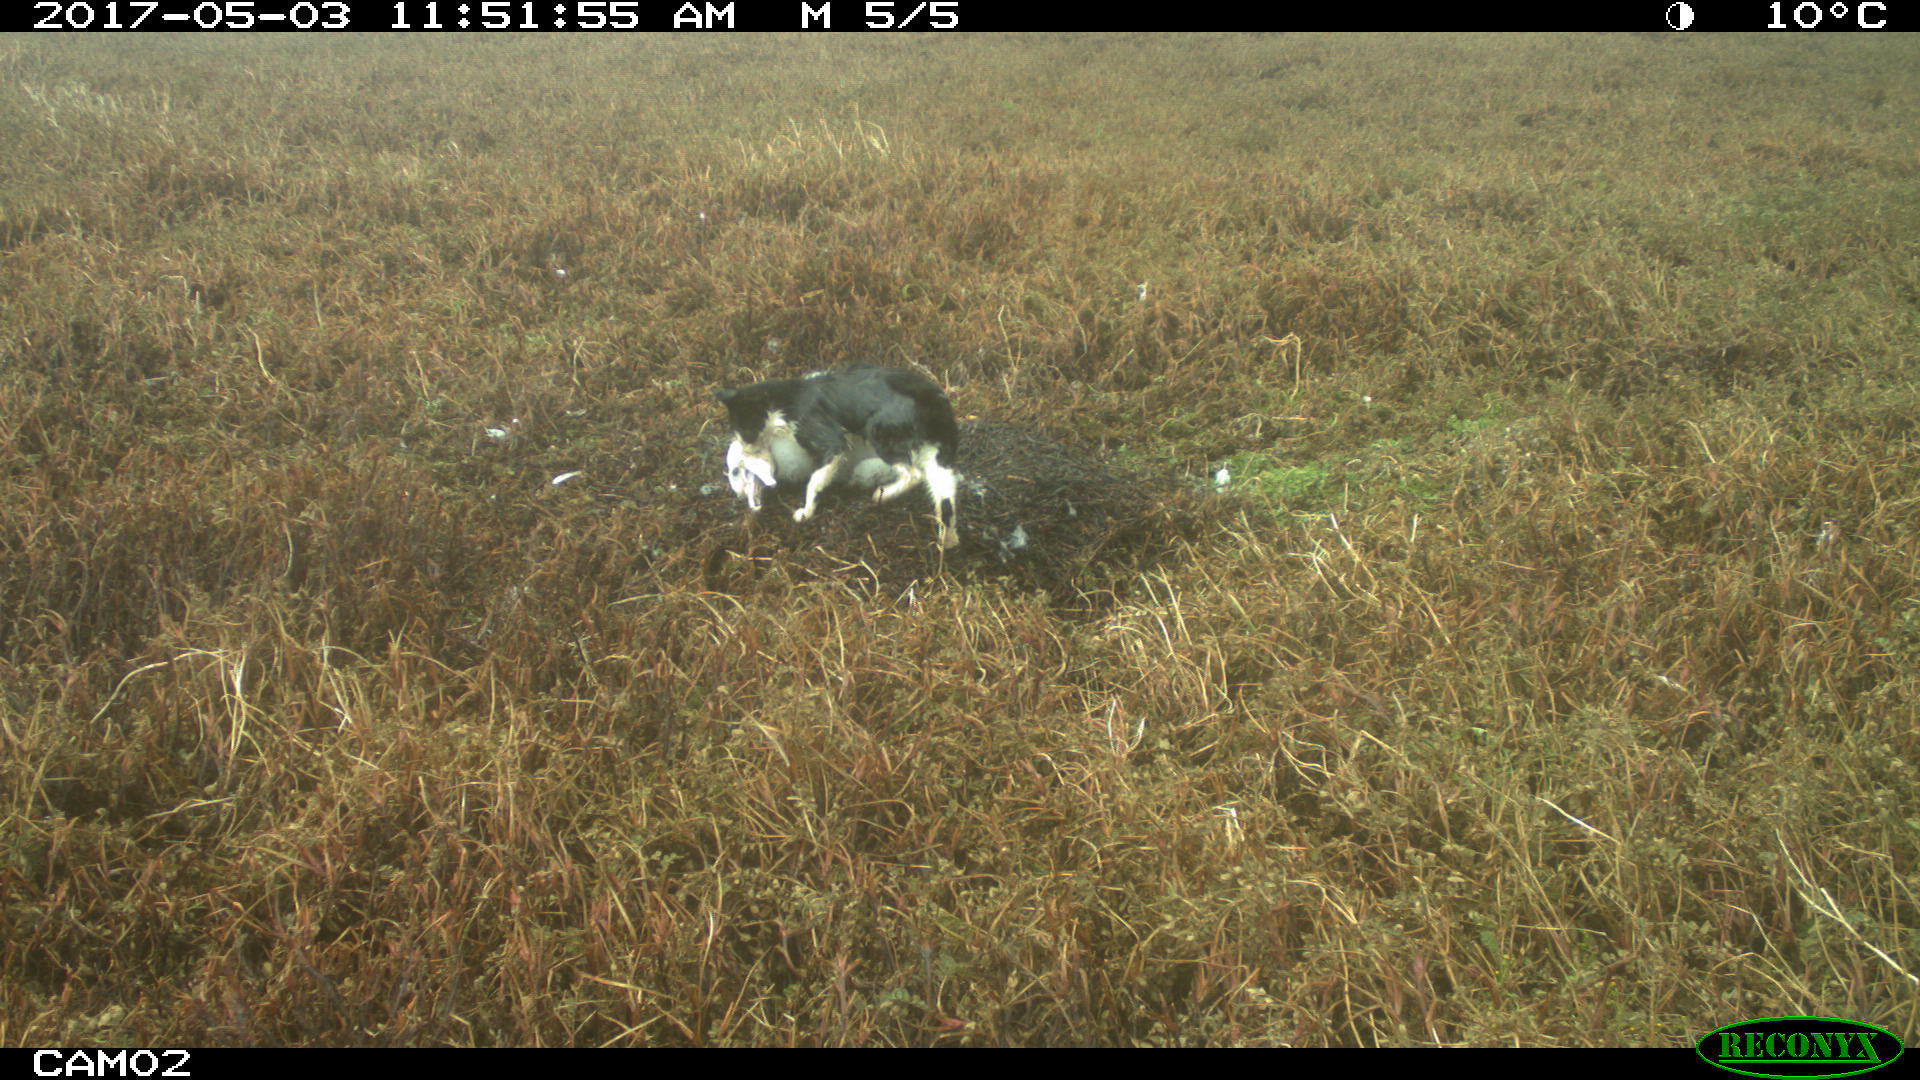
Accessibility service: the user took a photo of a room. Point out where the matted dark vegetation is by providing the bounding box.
[3,34,1918,1046]
[688,416,1217,604]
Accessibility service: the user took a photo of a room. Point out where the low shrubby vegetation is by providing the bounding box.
[2,33,1917,1045]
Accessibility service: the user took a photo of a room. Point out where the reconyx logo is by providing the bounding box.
[1697,1017,1904,1079]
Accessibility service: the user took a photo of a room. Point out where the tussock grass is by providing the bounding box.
[3,33,1919,1046]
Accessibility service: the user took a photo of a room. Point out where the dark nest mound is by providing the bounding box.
[666,419,1223,609]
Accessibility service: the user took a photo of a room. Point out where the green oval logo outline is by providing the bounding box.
[1697,1016,1905,1080]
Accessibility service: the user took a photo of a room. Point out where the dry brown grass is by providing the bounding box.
[3,33,1919,1046]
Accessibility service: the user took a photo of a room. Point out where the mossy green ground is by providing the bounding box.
[3,33,1918,1045]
